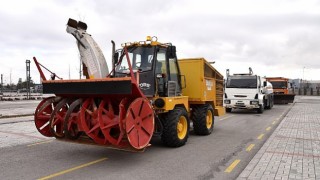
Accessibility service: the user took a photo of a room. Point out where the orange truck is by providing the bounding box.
[265,77,295,104]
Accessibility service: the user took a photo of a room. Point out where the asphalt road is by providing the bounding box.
[0,104,292,180]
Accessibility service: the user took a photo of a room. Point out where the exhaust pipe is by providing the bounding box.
[111,40,115,76]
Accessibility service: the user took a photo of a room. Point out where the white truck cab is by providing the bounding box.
[224,68,274,113]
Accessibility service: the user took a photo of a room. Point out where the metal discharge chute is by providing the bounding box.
[66,18,108,79]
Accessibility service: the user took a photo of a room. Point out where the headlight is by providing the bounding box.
[250,101,258,105]
[224,100,230,104]
[154,98,165,108]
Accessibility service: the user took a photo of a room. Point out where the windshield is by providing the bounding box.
[226,76,257,88]
[116,46,155,73]
[270,81,287,89]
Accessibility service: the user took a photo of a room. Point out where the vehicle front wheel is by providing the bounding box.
[257,104,264,114]
[226,108,232,113]
[161,107,190,147]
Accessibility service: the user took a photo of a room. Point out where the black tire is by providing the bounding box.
[257,104,264,114]
[226,108,232,113]
[49,98,69,138]
[161,107,190,147]
[192,104,214,135]
[265,103,270,109]
[64,99,83,140]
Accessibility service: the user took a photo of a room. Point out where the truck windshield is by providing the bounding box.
[116,46,155,73]
[226,76,257,88]
[270,81,287,89]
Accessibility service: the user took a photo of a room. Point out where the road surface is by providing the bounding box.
[0,103,292,179]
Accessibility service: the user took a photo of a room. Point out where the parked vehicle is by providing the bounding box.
[266,77,295,104]
[224,67,274,113]
[33,18,225,151]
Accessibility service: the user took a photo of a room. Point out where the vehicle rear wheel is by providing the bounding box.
[161,107,190,147]
[192,104,214,135]
[226,108,232,113]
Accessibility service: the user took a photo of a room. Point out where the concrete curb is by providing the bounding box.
[0,114,34,119]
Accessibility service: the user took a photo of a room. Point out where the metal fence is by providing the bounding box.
[290,88,320,96]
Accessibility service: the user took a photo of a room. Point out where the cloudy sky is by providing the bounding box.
[1,0,319,84]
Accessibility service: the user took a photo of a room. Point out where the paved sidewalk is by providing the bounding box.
[0,100,40,118]
[237,96,320,180]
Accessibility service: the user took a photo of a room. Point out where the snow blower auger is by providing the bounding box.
[33,18,226,152]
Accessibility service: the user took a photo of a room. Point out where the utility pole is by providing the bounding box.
[26,60,31,99]
[1,74,3,94]
[10,69,12,86]
[303,67,305,82]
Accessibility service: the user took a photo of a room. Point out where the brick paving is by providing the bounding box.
[238,96,320,180]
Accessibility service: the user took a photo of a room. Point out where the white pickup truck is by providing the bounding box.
[224,68,274,113]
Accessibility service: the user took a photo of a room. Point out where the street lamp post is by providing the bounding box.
[26,60,31,99]
[1,74,3,94]
[302,66,305,88]
[303,67,305,82]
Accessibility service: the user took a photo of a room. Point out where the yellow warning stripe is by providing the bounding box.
[246,144,255,152]
[38,157,107,180]
[257,134,264,140]
[225,159,241,173]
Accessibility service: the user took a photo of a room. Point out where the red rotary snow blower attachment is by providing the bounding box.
[34,51,154,151]
[33,19,154,151]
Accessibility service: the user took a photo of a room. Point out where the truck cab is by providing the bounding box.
[266,77,295,104]
[224,68,274,113]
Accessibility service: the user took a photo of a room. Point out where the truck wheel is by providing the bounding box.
[192,104,214,135]
[161,107,190,147]
[226,108,232,113]
[257,104,264,114]
[270,99,274,109]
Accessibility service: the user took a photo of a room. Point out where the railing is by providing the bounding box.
[289,88,320,96]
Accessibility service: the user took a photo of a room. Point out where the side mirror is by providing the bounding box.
[263,81,267,87]
[167,46,176,59]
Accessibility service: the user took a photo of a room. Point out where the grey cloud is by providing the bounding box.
[1,0,319,83]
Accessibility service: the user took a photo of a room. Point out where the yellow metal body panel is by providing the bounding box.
[214,106,226,116]
[178,58,225,116]
[178,59,211,101]
[152,96,189,112]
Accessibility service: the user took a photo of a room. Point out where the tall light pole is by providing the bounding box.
[1,74,3,94]
[303,66,305,82]
[26,60,31,99]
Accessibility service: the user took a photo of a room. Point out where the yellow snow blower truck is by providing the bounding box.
[33,18,225,151]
